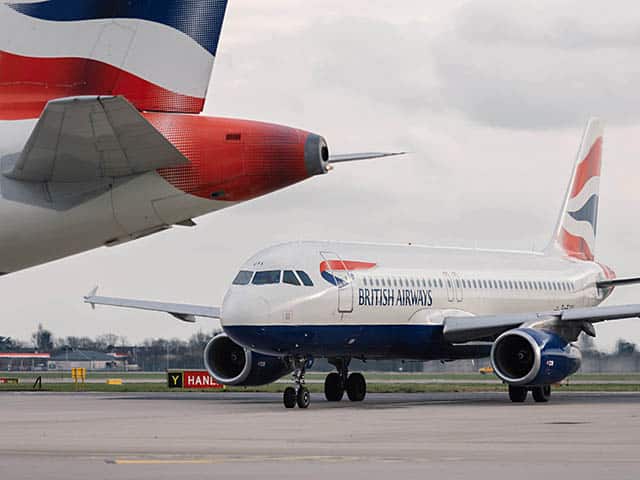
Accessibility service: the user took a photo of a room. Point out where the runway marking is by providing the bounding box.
[107,455,384,465]
[109,459,219,465]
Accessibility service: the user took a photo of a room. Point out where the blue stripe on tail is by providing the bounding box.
[9,0,228,56]
[569,194,599,234]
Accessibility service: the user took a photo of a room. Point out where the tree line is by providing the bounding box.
[1,325,639,373]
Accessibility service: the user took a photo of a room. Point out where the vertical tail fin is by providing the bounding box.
[548,118,604,261]
[0,0,229,120]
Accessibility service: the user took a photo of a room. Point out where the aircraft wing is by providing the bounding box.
[84,288,220,323]
[328,152,406,163]
[443,304,640,343]
[4,96,188,183]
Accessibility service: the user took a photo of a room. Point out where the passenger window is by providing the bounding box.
[283,270,301,286]
[296,271,314,287]
[363,278,368,286]
[439,279,444,288]
[232,270,254,285]
[252,271,281,285]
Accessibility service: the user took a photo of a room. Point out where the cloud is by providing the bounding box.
[431,0,640,129]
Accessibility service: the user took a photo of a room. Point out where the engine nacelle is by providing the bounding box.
[491,328,581,386]
[203,333,292,386]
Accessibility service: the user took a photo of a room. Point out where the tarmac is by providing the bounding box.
[1,391,639,479]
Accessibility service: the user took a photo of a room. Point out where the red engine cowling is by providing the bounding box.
[146,114,330,202]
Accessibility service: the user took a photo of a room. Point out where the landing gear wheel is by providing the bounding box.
[297,387,311,409]
[324,372,345,402]
[532,385,551,403]
[283,387,297,408]
[508,385,528,403]
[346,373,367,402]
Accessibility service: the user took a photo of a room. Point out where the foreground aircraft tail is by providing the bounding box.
[0,0,229,120]
[548,118,603,261]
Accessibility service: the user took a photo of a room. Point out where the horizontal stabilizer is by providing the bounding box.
[328,152,406,163]
[4,96,188,183]
[84,288,220,322]
[596,277,640,289]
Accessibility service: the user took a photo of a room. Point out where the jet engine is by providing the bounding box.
[203,333,292,386]
[490,328,581,386]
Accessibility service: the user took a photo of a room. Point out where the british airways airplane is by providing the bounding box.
[86,119,640,408]
[0,1,397,273]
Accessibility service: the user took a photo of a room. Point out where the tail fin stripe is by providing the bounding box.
[561,228,594,262]
[568,194,599,233]
[9,0,229,56]
[570,137,603,198]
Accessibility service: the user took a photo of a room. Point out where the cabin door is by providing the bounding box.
[320,251,354,313]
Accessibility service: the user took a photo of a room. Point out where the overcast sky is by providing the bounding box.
[3,0,640,351]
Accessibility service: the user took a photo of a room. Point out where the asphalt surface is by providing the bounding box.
[1,391,639,479]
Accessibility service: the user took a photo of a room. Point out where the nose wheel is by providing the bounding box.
[283,357,311,409]
[324,357,367,403]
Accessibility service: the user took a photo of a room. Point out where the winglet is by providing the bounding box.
[85,286,99,310]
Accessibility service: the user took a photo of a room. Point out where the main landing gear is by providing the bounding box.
[508,385,552,403]
[283,357,311,409]
[324,358,367,403]
[282,357,368,409]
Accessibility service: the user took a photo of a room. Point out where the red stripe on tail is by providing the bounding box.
[570,137,602,198]
[0,51,204,120]
[560,228,594,261]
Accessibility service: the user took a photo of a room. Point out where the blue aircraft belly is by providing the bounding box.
[223,324,491,360]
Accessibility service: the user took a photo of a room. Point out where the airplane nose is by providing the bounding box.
[221,291,271,328]
[304,134,330,176]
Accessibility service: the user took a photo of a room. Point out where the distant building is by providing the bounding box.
[48,350,125,371]
[0,352,50,371]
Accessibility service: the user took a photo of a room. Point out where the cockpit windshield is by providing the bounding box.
[232,270,254,285]
[233,269,314,287]
[296,271,314,286]
[252,271,282,285]
[283,270,300,285]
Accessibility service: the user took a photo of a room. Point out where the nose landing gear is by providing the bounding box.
[283,357,311,409]
[324,357,367,403]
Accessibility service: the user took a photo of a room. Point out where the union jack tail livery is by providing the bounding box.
[550,118,603,261]
[0,0,228,120]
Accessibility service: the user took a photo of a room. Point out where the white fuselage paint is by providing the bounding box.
[220,241,608,334]
[0,120,226,273]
